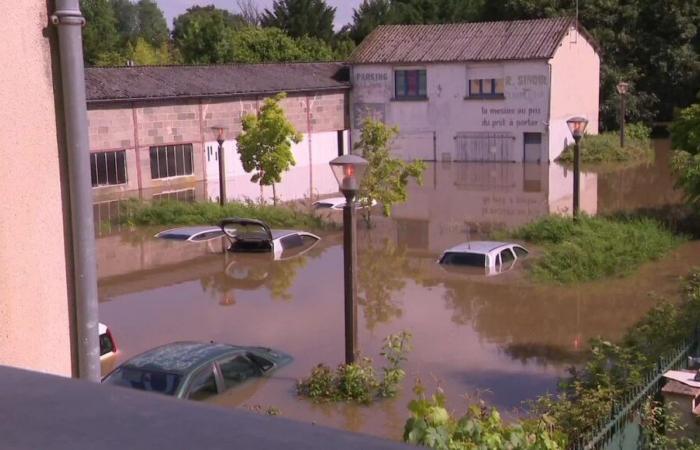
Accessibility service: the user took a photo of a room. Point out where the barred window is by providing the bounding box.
[90,150,127,187]
[152,188,196,202]
[149,144,194,179]
[395,69,427,99]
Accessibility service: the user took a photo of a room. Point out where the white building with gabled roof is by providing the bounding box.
[348,17,600,163]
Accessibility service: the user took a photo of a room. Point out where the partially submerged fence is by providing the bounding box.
[570,333,699,450]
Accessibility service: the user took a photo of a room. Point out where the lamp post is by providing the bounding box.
[616,82,629,148]
[329,154,368,364]
[211,126,227,206]
[567,117,589,218]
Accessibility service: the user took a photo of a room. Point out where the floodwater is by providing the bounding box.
[97,140,695,440]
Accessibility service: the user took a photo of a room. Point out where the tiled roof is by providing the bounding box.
[350,17,589,64]
[85,62,350,103]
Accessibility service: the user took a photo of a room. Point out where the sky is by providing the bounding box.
[158,0,362,30]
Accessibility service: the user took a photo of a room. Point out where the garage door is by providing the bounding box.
[454,132,516,162]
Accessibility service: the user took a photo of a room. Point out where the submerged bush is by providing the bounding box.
[120,198,332,229]
[505,215,680,283]
[297,331,412,404]
[557,124,653,164]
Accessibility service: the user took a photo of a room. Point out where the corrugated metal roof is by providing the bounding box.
[350,17,584,64]
[85,62,350,103]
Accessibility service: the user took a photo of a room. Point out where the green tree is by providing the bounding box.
[346,0,393,43]
[354,118,425,227]
[237,93,302,204]
[261,0,336,42]
[671,103,700,206]
[135,0,169,48]
[131,38,171,65]
[230,27,336,63]
[81,0,120,65]
[172,5,245,64]
[111,0,138,43]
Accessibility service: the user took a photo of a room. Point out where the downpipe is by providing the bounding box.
[51,0,100,381]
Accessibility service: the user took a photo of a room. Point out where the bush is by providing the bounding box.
[120,198,332,230]
[297,331,412,404]
[502,215,681,283]
[556,124,653,164]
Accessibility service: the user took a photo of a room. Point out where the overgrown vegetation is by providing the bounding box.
[671,103,700,207]
[499,215,680,283]
[119,198,331,229]
[404,381,563,450]
[556,123,653,164]
[297,331,411,404]
[355,118,425,228]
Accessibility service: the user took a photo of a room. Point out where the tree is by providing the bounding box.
[346,0,393,43]
[355,118,425,227]
[230,27,336,63]
[172,6,243,64]
[236,0,261,26]
[80,0,120,65]
[135,0,169,48]
[261,0,336,42]
[671,103,700,206]
[111,0,138,43]
[237,93,302,204]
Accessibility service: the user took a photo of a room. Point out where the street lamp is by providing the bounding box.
[211,125,227,206]
[567,117,589,218]
[329,154,368,364]
[616,81,629,148]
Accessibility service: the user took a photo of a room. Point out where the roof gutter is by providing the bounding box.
[52,0,100,382]
[86,85,352,106]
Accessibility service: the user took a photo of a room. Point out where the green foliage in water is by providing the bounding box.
[532,270,700,445]
[404,381,564,450]
[503,215,680,283]
[556,124,653,164]
[120,198,331,230]
[296,331,412,404]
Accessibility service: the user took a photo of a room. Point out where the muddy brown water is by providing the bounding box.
[98,140,697,440]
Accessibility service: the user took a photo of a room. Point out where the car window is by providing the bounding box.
[99,332,115,356]
[218,355,262,389]
[279,234,303,250]
[313,202,334,209]
[103,367,180,396]
[186,366,218,400]
[500,249,515,264]
[191,231,224,242]
[439,252,486,267]
[513,246,528,258]
[248,352,274,372]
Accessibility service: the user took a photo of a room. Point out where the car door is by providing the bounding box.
[498,248,516,273]
[215,354,263,392]
[184,364,221,400]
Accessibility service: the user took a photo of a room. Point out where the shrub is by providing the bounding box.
[556,125,653,164]
[297,331,412,404]
[503,215,681,283]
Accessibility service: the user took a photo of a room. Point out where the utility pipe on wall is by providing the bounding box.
[52,0,100,381]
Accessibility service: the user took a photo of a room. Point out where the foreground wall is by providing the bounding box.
[0,0,74,375]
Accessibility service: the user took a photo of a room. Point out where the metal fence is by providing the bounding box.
[570,334,699,450]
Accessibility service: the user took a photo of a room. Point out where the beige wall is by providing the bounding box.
[0,0,73,375]
[87,90,348,195]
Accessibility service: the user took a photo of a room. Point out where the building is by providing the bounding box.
[349,17,600,162]
[85,63,350,203]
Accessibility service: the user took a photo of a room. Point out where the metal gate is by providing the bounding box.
[454,132,516,162]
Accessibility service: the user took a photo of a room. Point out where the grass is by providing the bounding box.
[557,123,653,164]
[498,215,682,283]
[119,198,333,230]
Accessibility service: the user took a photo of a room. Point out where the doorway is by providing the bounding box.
[523,132,542,163]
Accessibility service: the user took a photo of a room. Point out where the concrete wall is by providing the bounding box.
[548,26,600,159]
[87,90,349,197]
[0,0,73,375]
[350,35,599,162]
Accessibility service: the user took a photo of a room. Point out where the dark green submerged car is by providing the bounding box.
[102,341,292,400]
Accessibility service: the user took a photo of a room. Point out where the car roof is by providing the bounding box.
[271,230,319,240]
[122,341,243,374]
[443,241,519,254]
[154,226,223,240]
[312,197,345,206]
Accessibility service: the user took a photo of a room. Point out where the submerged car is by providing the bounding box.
[99,322,118,375]
[155,218,320,260]
[438,241,529,276]
[312,196,377,210]
[102,341,291,400]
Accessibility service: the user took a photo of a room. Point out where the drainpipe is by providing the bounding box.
[51,0,100,382]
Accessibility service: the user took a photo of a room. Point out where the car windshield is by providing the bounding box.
[439,252,487,267]
[103,367,181,396]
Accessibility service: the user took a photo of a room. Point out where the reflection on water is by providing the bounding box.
[97,141,696,440]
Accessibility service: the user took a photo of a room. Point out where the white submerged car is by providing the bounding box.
[438,241,529,276]
[155,218,320,261]
[312,196,377,210]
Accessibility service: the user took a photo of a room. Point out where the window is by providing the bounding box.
[218,355,261,389]
[99,333,115,356]
[467,78,505,98]
[186,366,218,400]
[149,144,194,179]
[152,188,196,203]
[90,150,127,187]
[500,248,515,264]
[513,246,529,258]
[280,234,304,250]
[103,368,181,396]
[395,69,427,99]
[439,252,487,267]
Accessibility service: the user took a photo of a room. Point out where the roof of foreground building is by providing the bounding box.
[85,62,350,103]
[350,17,596,64]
